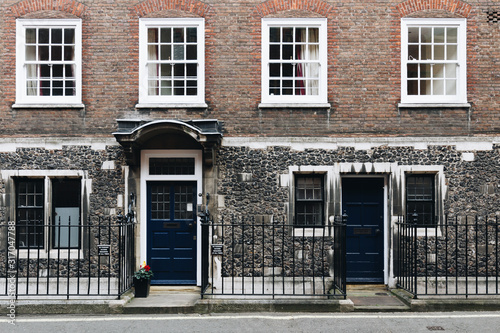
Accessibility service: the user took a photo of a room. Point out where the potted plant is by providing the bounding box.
[133,261,154,297]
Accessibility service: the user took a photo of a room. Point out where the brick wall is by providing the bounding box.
[0,0,498,137]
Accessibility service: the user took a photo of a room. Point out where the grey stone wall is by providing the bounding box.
[215,144,500,278]
[0,145,127,279]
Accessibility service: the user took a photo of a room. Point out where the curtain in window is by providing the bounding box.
[308,28,319,95]
[147,28,159,96]
[296,29,306,95]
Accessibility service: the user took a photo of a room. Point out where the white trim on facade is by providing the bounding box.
[139,149,203,286]
[15,19,82,106]
[138,18,205,106]
[261,18,328,105]
[401,18,467,105]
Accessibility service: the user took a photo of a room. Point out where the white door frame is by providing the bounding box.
[140,149,203,285]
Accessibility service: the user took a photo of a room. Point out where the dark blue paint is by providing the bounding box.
[342,178,384,283]
[147,181,197,284]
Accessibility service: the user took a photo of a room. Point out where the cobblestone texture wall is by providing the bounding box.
[0,145,126,278]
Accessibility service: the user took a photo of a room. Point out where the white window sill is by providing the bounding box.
[16,249,84,259]
[12,103,85,109]
[398,103,471,108]
[293,227,328,237]
[135,103,208,109]
[416,227,442,237]
[259,103,331,109]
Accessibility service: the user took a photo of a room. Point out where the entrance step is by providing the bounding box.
[123,286,200,314]
[347,285,411,312]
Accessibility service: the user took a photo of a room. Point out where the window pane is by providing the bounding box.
[295,175,324,227]
[52,29,63,44]
[434,45,444,60]
[16,180,44,249]
[173,45,184,60]
[282,27,293,42]
[407,80,418,95]
[186,63,197,77]
[64,29,75,44]
[186,45,197,60]
[282,44,293,60]
[26,28,36,43]
[160,28,171,43]
[149,158,195,175]
[408,45,419,60]
[433,79,444,95]
[420,80,431,95]
[160,45,171,60]
[186,27,197,43]
[447,27,457,43]
[421,64,431,78]
[52,179,81,249]
[434,27,444,43]
[407,64,418,78]
[309,28,319,43]
[421,44,431,60]
[308,45,319,60]
[26,46,36,60]
[64,46,74,61]
[282,63,293,77]
[39,46,49,61]
[445,79,456,95]
[434,64,444,78]
[270,27,280,42]
[39,29,50,44]
[270,45,280,60]
[408,27,419,43]
[447,45,457,60]
[148,28,158,43]
[406,175,435,226]
[52,45,62,61]
[173,28,184,42]
[421,27,432,43]
[445,63,456,78]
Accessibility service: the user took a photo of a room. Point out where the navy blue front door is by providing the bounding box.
[147,181,197,284]
[342,178,384,283]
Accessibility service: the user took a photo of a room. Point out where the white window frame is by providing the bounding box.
[138,18,206,108]
[401,18,467,105]
[261,18,328,105]
[1,170,88,259]
[15,19,82,107]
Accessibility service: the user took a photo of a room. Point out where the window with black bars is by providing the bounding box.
[295,175,324,227]
[406,174,435,226]
[16,179,44,248]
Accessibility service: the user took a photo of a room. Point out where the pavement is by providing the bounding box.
[4,285,500,315]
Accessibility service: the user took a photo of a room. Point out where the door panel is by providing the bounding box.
[147,181,197,284]
[342,178,384,283]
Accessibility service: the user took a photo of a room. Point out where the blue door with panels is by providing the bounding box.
[147,181,197,284]
[342,178,385,283]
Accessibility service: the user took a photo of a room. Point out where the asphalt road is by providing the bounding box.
[2,312,500,333]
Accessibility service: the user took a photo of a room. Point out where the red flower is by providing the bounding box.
[144,265,150,272]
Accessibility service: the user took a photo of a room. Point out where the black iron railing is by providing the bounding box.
[1,215,135,299]
[201,215,346,298]
[396,214,500,298]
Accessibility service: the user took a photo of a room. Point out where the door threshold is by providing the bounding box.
[347,284,387,291]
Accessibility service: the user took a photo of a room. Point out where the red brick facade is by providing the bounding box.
[0,0,498,137]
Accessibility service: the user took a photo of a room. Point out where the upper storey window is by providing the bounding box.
[138,18,205,106]
[15,19,82,106]
[261,18,327,105]
[401,18,467,104]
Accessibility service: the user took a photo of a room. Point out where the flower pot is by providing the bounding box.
[133,277,151,298]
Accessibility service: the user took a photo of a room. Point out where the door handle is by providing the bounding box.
[188,223,194,229]
[375,229,381,236]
